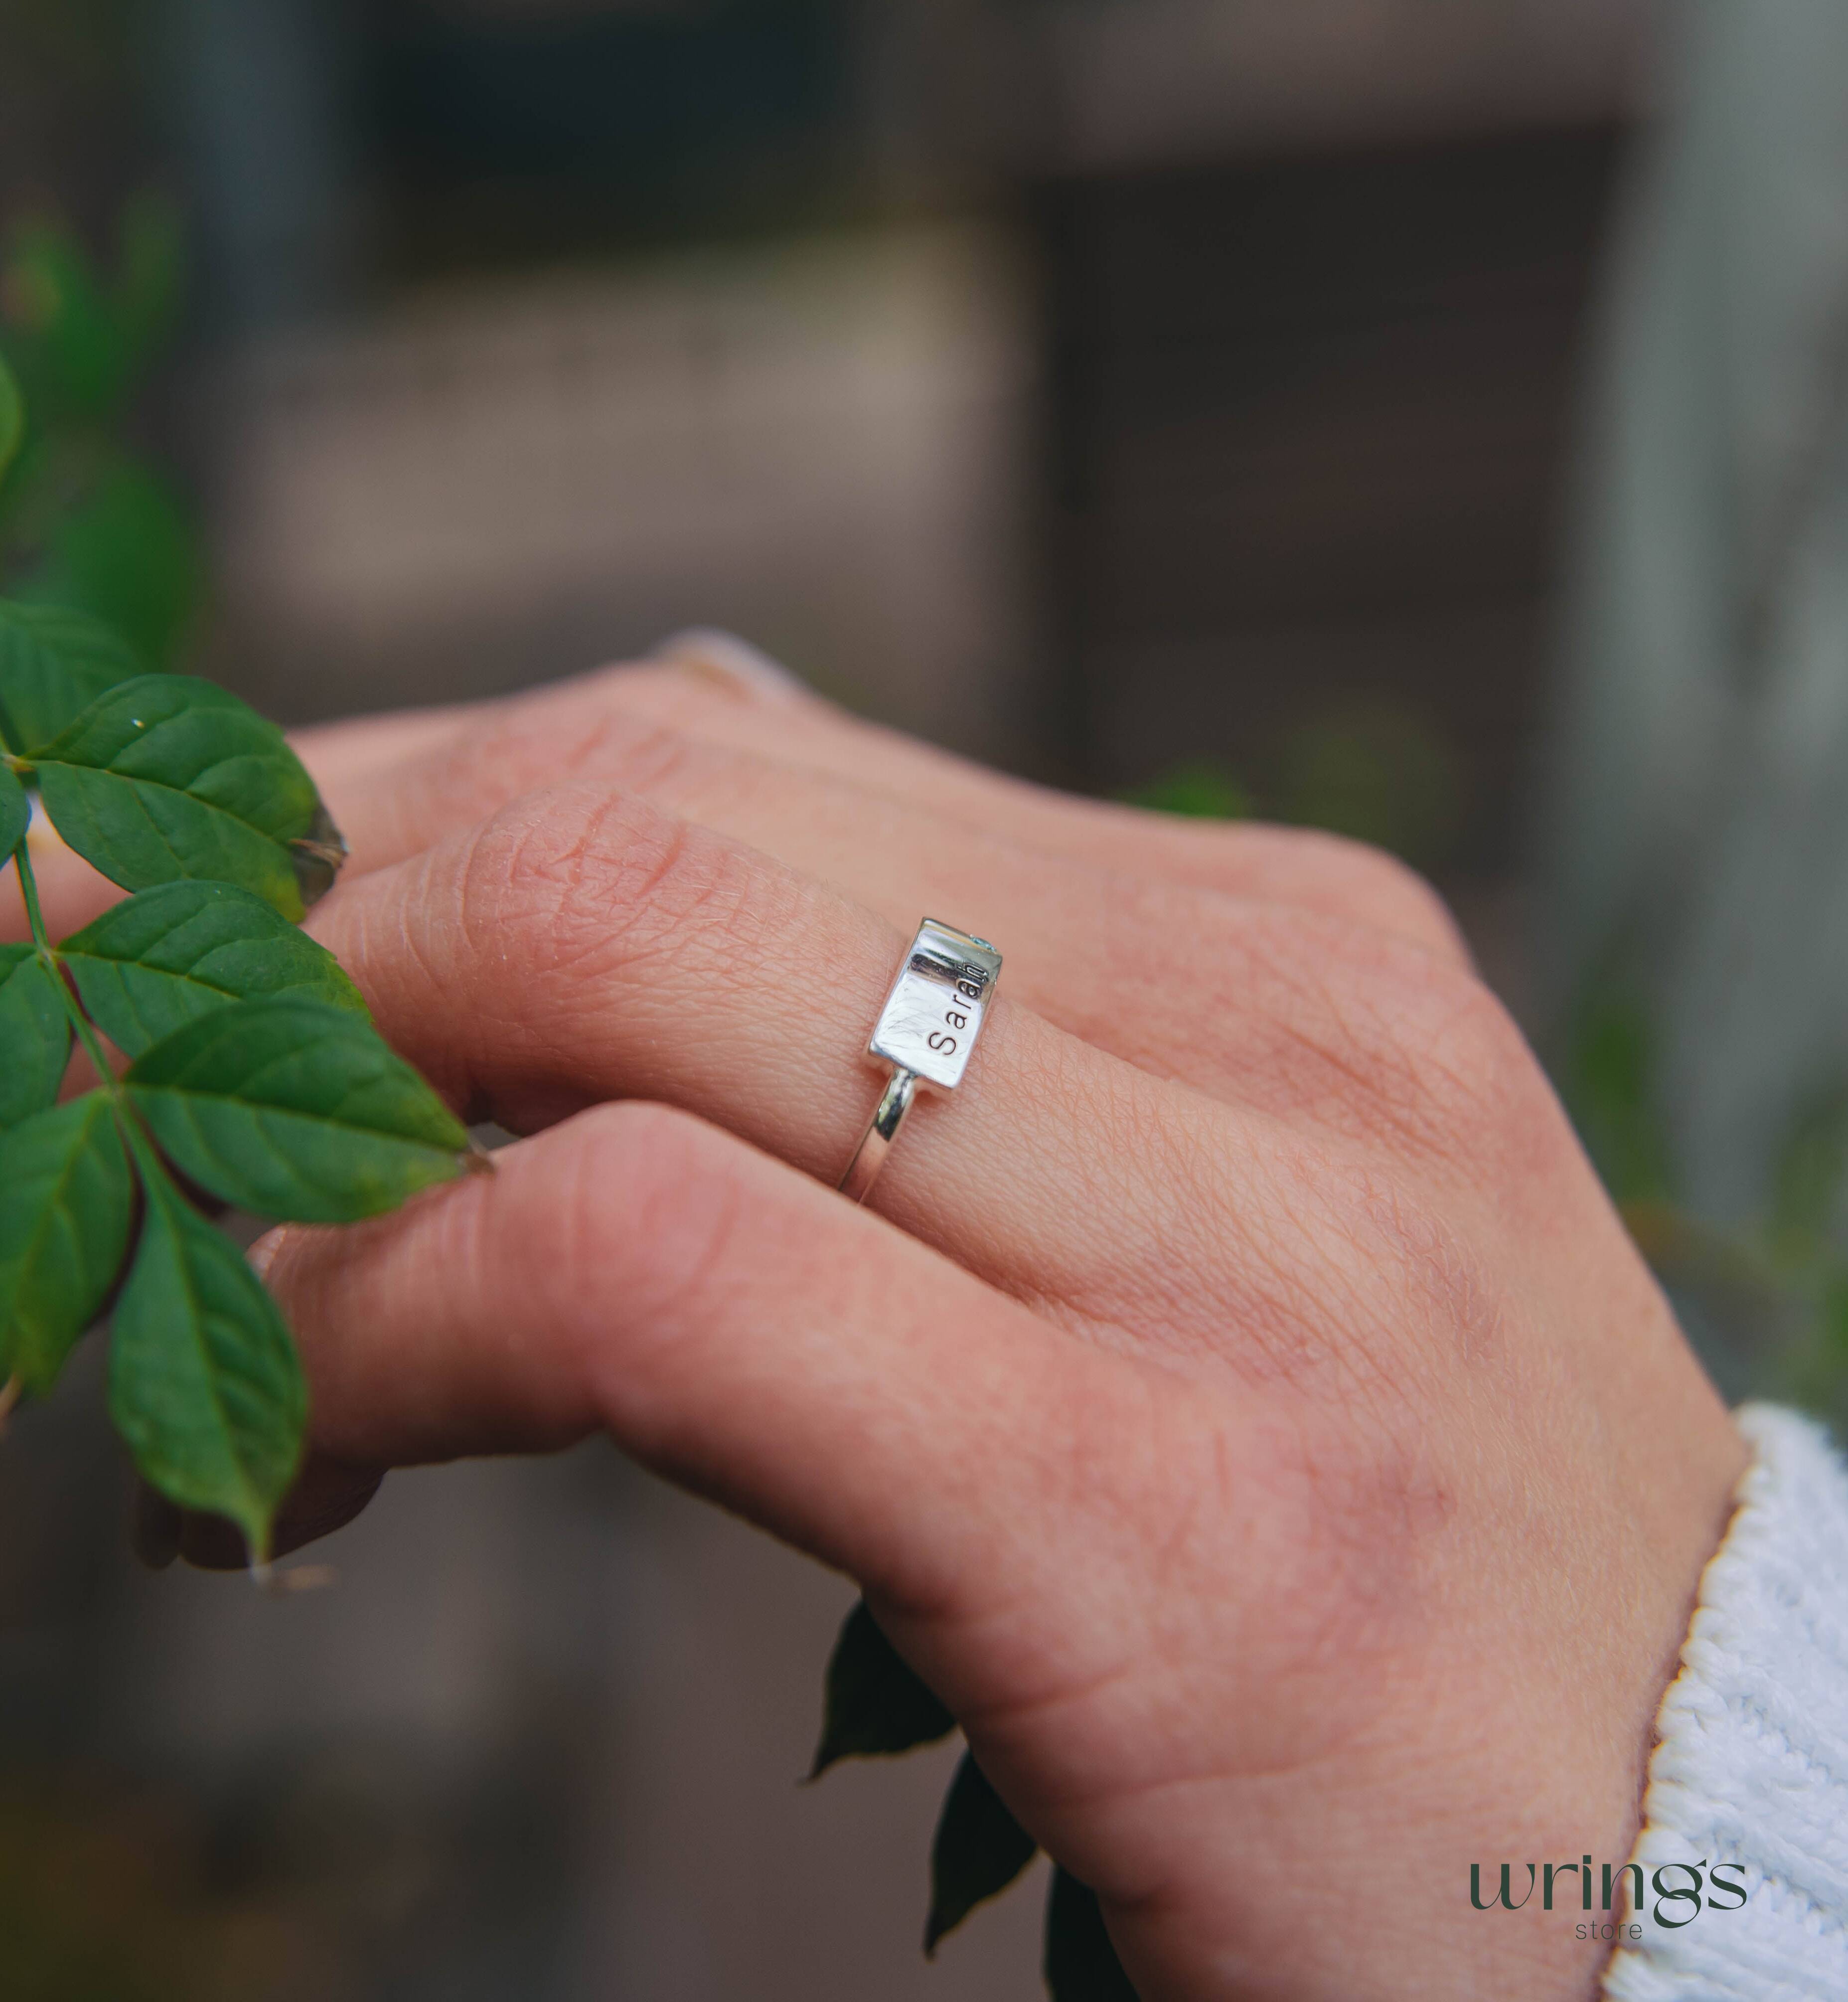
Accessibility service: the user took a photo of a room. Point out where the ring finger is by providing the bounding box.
[302,777,1370,1366]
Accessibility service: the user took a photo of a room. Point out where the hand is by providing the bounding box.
[131,645,1748,2000]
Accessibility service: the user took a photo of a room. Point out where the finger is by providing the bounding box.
[375,720,1481,1134]
[251,1097,1401,2002]
[631,747,1489,1143]
[307,652,1466,962]
[642,641,1467,957]
[280,631,790,809]
[304,781,1278,1346]
[0,813,124,942]
[299,696,1486,1143]
[290,704,480,794]
[166,1457,386,1572]
[254,1100,1175,1629]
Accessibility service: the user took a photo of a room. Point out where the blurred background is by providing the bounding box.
[7,1,1848,1996]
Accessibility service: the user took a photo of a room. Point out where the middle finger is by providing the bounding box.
[310,705,1480,1159]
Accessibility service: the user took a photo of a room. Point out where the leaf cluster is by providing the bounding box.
[0,353,467,1562]
[1,197,201,668]
[811,1599,1138,1998]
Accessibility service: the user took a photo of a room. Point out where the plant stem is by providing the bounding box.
[11,841,184,1274]
[12,836,119,1092]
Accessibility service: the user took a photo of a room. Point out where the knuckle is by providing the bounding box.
[1381,959,1567,1169]
[1170,819,1468,963]
[447,700,701,813]
[1253,920,1558,1172]
[457,783,743,988]
[539,1102,758,1408]
[1296,834,1466,961]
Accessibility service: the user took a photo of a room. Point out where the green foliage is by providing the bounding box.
[0,756,27,856]
[924,1751,1038,1955]
[0,599,143,754]
[1560,987,1675,1208]
[127,999,470,1224]
[33,455,202,667]
[62,881,365,1059]
[1277,696,1464,866]
[1,196,182,432]
[0,200,200,668]
[809,1599,954,1778]
[1557,969,1848,1424]
[1120,696,1464,869]
[0,353,20,492]
[0,1096,135,1394]
[1045,1869,1139,2001]
[1121,761,1251,821]
[0,945,72,1129]
[30,675,329,919]
[1769,1084,1848,1259]
[107,1170,308,1560]
[0,365,465,1562]
[809,1598,1137,1993]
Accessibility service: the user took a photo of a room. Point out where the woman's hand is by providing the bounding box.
[134,647,1749,2000]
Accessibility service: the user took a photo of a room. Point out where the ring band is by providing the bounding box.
[837,918,1003,1205]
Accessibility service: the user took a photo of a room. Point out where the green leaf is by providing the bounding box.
[0,1095,135,1394]
[1044,1870,1138,2001]
[32,675,329,918]
[62,881,366,1061]
[0,349,21,490]
[1121,760,1252,821]
[0,945,73,1130]
[126,997,469,1223]
[810,1599,955,1779]
[0,757,27,856]
[2,221,132,422]
[1770,1082,1848,1258]
[107,1168,306,1560]
[115,190,186,372]
[1562,988,1675,1209]
[0,600,143,756]
[36,457,201,670]
[925,1751,1038,1955]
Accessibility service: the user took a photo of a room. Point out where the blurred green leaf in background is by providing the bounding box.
[1122,694,1466,870]
[1275,695,1465,868]
[1121,760,1251,822]
[0,192,201,668]
[1561,979,1848,1431]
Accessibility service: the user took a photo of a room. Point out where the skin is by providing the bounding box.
[15,646,1746,1999]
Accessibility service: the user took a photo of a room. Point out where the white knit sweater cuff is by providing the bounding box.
[1602,1404,1848,2001]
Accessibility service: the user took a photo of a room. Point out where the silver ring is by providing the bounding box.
[838,918,1002,1205]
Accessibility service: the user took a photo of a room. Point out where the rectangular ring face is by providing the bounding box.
[868,919,1002,1090]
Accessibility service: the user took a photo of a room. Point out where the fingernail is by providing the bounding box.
[654,627,807,703]
[246,1226,288,1282]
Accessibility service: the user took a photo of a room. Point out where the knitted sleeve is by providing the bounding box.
[1602,1404,1848,2001]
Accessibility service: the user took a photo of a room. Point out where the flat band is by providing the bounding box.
[836,918,1002,1206]
[838,1067,919,1205]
